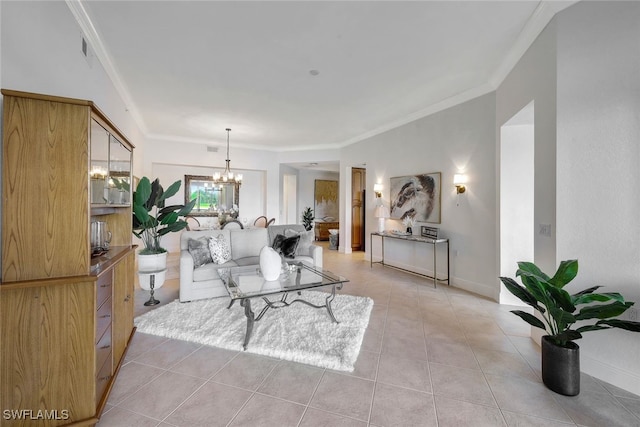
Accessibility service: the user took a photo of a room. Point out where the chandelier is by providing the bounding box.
[213,128,242,184]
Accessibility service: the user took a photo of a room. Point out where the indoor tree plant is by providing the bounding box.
[302,207,314,231]
[500,259,640,396]
[133,177,195,289]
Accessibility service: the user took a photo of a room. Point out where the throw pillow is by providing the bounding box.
[209,234,232,264]
[188,237,213,268]
[272,233,300,258]
[284,228,314,256]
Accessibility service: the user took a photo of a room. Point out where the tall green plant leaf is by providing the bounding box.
[575,301,633,320]
[547,286,575,312]
[510,310,546,330]
[549,259,578,288]
[595,319,640,332]
[500,277,545,312]
[160,180,182,201]
[573,292,625,305]
[517,262,550,281]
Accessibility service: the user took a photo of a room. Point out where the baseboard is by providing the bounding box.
[581,354,640,396]
[369,255,498,301]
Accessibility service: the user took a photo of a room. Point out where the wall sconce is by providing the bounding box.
[373,183,383,198]
[453,174,467,194]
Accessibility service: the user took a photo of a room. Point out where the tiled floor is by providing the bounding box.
[99,244,640,426]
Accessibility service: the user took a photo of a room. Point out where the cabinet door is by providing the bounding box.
[90,119,110,205]
[112,252,135,364]
[107,134,132,205]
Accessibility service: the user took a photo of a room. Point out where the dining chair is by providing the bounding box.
[185,215,201,231]
[222,220,244,229]
[253,216,268,228]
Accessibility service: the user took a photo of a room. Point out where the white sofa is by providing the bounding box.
[179,225,322,302]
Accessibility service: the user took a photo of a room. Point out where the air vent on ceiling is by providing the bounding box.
[207,146,219,153]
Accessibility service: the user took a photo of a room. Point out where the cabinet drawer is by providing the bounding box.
[96,297,112,343]
[96,272,112,308]
[96,324,112,373]
[95,351,112,404]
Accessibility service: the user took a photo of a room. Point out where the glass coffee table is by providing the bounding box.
[218,261,349,350]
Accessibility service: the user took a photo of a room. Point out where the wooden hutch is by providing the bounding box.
[1,90,136,426]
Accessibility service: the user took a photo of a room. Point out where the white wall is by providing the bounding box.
[556,0,640,395]
[347,93,499,299]
[0,1,144,154]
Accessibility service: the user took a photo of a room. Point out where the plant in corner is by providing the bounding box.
[132,177,196,254]
[302,207,314,231]
[500,259,640,396]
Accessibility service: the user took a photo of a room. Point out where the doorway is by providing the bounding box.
[283,174,297,224]
[351,167,366,251]
[500,101,534,304]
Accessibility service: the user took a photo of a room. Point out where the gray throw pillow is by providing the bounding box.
[188,237,213,267]
[284,228,314,256]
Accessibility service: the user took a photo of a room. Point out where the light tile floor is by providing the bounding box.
[100,245,640,426]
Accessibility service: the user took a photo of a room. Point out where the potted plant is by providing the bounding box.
[500,260,640,396]
[133,177,196,283]
[302,207,314,231]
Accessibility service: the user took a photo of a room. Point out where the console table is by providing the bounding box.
[370,231,449,288]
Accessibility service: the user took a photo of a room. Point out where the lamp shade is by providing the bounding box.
[374,205,390,218]
[453,174,467,185]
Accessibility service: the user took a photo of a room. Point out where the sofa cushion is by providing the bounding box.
[209,234,232,264]
[230,228,269,259]
[284,228,314,256]
[273,234,300,258]
[192,259,237,282]
[188,236,213,267]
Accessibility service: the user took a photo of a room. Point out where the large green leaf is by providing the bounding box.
[573,292,626,306]
[575,301,633,320]
[548,306,576,332]
[519,274,550,306]
[133,202,151,224]
[159,180,181,201]
[157,221,188,236]
[511,310,547,330]
[595,319,640,332]
[159,211,179,225]
[549,259,578,288]
[149,178,164,209]
[517,261,550,282]
[547,286,575,312]
[134,176,151,207]
[572,285,602,297]
[554,329,582,345]
[500,277,545,312]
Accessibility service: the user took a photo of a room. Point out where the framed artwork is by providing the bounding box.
[390,172,441,223]
[314,179,338,221]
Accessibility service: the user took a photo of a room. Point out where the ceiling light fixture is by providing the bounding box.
[213,128,242,185]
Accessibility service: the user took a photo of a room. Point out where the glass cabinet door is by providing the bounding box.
[108,135,132,205]
[90,119,109,204]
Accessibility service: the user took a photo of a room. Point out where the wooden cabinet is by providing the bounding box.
[1,90,136,426]
[315,221,340,241]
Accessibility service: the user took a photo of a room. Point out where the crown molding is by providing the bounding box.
[488,1,567,89]
[65,0,148,135]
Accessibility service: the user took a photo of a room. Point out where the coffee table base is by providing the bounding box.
[232,283,343,350]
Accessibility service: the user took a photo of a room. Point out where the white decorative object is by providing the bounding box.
[134,291,374,371]
[259,246,281,281]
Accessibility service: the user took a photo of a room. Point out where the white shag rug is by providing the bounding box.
[134,291,374,372]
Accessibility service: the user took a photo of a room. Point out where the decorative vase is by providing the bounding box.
[259,246,281,281]
[541,335,580,396]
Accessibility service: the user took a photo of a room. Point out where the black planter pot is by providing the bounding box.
[541,335,580,396]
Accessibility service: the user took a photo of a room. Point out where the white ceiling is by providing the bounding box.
[70,1,574,152]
